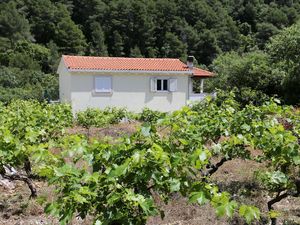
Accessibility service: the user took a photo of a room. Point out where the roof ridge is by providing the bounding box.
[63,55,180,61]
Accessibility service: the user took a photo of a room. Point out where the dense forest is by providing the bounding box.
[0,0,300,104]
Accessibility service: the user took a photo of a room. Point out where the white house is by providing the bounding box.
[57,55,214,112]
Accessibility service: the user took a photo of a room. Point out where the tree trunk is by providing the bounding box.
[3,173,37,198]
[24,157,32,176]
[201,157,230,181]
[267,192,288,225]
[1,165,37,198]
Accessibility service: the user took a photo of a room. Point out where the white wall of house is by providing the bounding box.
[58,60,72,103]
[58,66,190,112]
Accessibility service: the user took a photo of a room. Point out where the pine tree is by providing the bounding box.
[111,31,124,56]
[161,32,187,58]
[89,21,107,56]
[54,15,87,54]
[47,41,60,73]
[130,46,143,58]
[0,2,32,44]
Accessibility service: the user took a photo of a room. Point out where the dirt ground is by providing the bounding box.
[1,123,300,225]
[147,159,300,225]
[66,122,140,140]
[2,159,299,225]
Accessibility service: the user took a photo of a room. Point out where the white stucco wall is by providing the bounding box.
[58,60,71,102]
[69,72,189,112]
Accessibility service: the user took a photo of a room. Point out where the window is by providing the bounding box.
[150,78,177,92]
[156,79,169,91]
[95,76,112,93]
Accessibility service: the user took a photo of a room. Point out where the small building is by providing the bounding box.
[57,55,214,112]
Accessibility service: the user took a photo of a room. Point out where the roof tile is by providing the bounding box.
[193,67,214,77]
[62,55,213,77]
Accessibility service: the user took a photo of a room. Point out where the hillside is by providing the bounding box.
[1,0,300,104]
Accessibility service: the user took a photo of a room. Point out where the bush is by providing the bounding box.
[139,107,166,123]
[0,66,59,103]
[104,107,127,124]
[76,107,128,128]
[214,88,270,107]
[0,100,73,140]
[207,51,283,103]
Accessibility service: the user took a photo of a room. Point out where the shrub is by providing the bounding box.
[76,107,128,128]
[0,100,73,137]
[213,88,270,107]
[139,107,166,123]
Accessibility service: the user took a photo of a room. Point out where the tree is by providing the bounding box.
[261,3,289,28]
[0,66,58,102]
[46,41,60,73]
[194,30,221,65]
[110,31,124,56]
[255,22,279,48]
[0,1,32,44]
[13,41,50,70]
[23,0,87,54]
[1,41,51,71]
[160,32,187,58]
[207,51,284,104]
[130,46,143,58]
[8,53,41,71]
[22,0,58,44]
[268,21,300,104]
[71,0,108,36]
[89,21,107,56]
[54,16,87,54]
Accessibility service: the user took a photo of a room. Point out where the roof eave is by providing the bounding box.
[192,74,215,78]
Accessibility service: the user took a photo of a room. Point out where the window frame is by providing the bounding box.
[94,76,112,93]
[155,78,169,92]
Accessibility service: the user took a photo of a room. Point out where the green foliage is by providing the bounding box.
[268,21,300,104]
[89,22,107,56]
[2,0,299,65]
[45,95,300,224]
[23,0,87,54]
[257,171,289,192]
[54,16,87,54]
[0,66,58,103]
[209,51,283,94]
[214,88,271,107]
[207,50,286,105]
[139,107,166,123]
[44,121,258,224]
[76,107,128,128]
[161,32,187,58]
[0,0,300,103]
[239,205,260,224]
[0,1,32,43]
[1,94,299,225]
[8,41,50,70]
[1,0,300,222]
[110,30,125,57]
[255,22,279,48]
[0,100,72,168]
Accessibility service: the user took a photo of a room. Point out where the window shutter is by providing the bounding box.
[169,78,177,92]
[95,76,112,92]
[150,78,156,92]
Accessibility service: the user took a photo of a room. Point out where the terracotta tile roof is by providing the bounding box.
[62,55,213,77]
[193,67,214,77]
